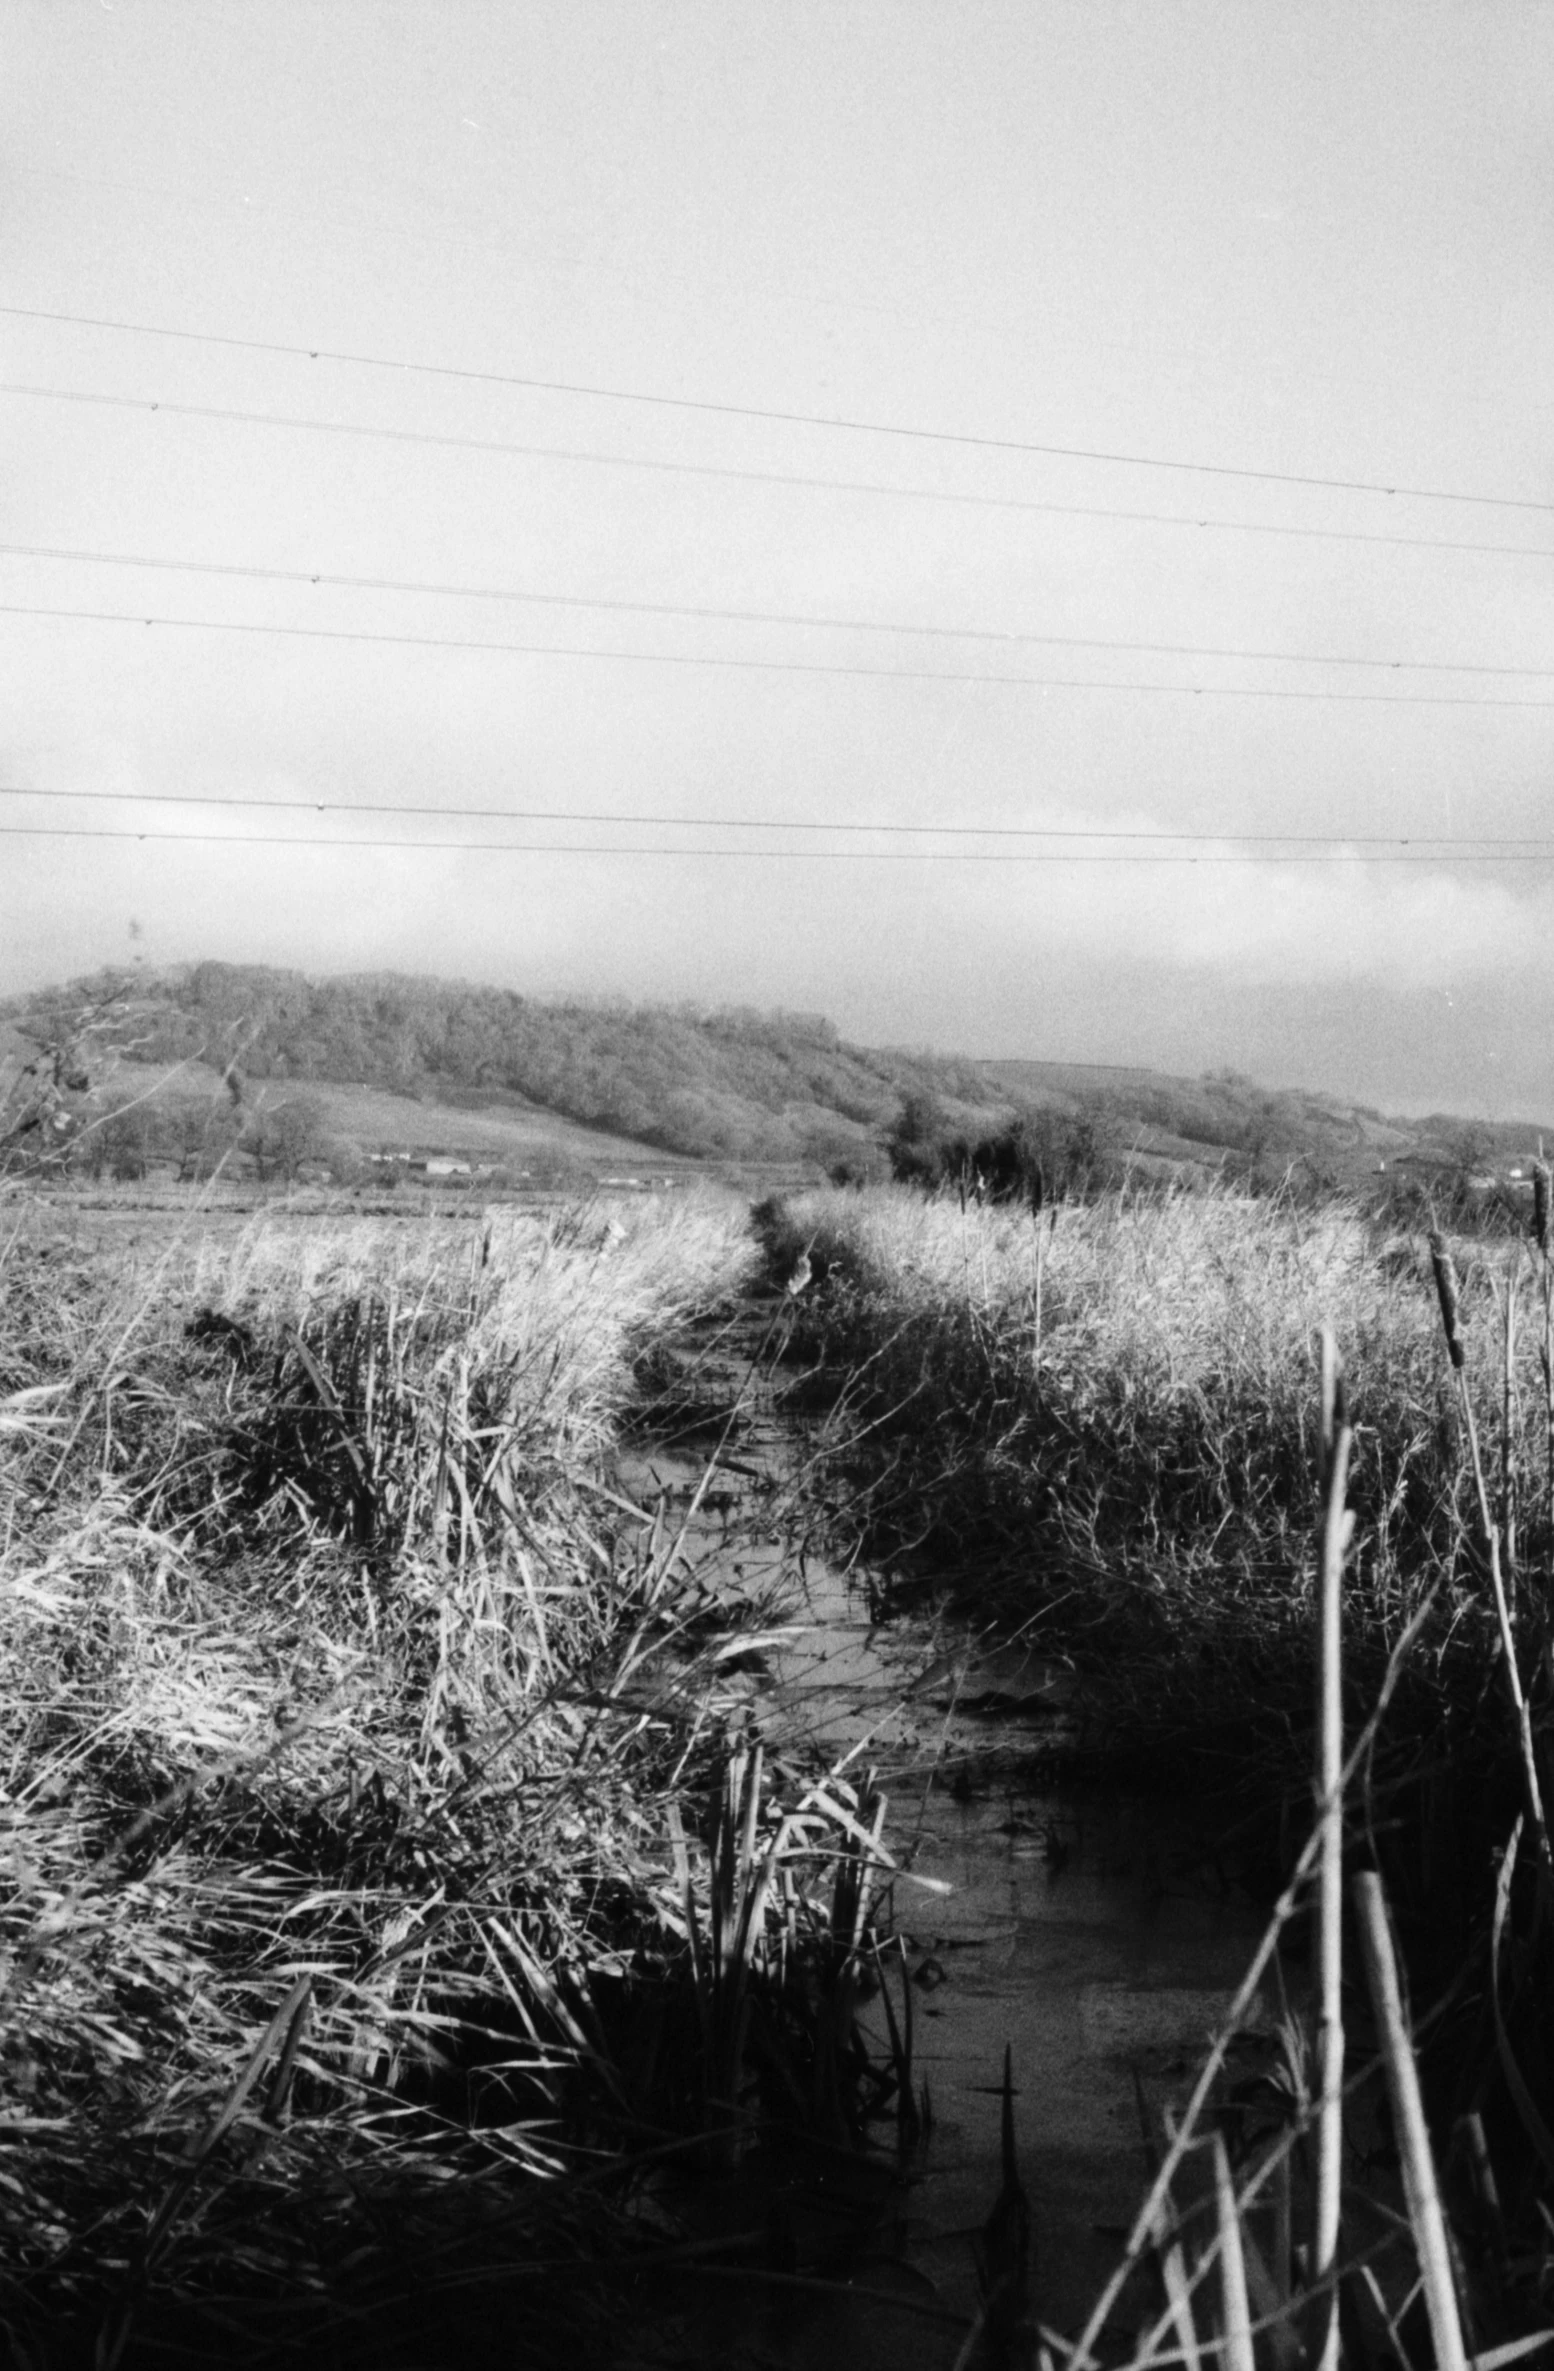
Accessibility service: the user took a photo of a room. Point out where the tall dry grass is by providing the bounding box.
[776,1180,1541,1763]
[8,1174,1552,2363]
[1047,1316,1554,2371]
[0,1191,781,2361]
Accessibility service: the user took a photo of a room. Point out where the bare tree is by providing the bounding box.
[248,1095,329,1184]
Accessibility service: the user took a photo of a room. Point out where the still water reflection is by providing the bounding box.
[615,1381,1275,2364]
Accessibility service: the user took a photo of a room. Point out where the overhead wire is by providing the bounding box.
[5,300,1550,513]
[5,819,1554,863]
[3,542,1549,675]
[6,603,1553,706]
[6,383,1553,562]
[4,781,1551,850]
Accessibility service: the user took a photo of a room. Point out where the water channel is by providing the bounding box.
[611,1311,1285,2366]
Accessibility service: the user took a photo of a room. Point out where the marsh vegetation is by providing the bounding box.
[3,1174,1552,2366]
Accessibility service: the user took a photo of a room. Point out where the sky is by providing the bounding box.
[3,1,1552,1117]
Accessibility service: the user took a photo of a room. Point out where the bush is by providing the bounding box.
[885,1101,1108,1206]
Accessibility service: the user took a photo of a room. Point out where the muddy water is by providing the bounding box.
[615,1327,1278,2360]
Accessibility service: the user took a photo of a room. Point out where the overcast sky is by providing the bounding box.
[4,2,1552,1115]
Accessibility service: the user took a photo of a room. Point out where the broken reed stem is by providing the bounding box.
[1211,2131,1256,2371]
[1352,1873,1468,2371]
[1143,2181,1203,2371]
[1428,1233,1552,1872]
[1313,1328,1351,2371]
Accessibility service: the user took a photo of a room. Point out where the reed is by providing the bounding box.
[1211,2130,1256,2371]
[746,1180,1554,2370]
[1353,1872,1468,2371]
[2,1193,893,2361]
[1428,1231,1552,1869]
[765,1181,1554,1792]
[10,1172,1554,2365]
[1312,1328,1351,2371]
[1025,1261,1552,2371]
[1533,1161,1554,1549]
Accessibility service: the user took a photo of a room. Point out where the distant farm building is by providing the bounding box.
[365,1149,496,1181]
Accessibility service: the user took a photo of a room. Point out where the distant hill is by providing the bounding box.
[987,1058,1550,1189]
[4,964,1007,1172]
[4,964,1549,1193]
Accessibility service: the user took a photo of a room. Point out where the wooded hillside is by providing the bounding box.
[10,964,1005,1166]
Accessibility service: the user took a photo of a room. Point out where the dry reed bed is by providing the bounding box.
[0,1192,770,2359]
[779,1183,1542,1755]
[7,1179,1549,2363]
[773,1183,1554,2360]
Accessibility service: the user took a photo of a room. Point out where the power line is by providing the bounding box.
[5,820,1554,863]
[7,383,1552,564]
[5,782,1551,851]
[9,604,1554,705]
[3,540,1547,676]
[5,301,1549,516]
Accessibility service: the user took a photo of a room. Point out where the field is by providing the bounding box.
[70,1053,708,1183]
[3,1173,1552,2365]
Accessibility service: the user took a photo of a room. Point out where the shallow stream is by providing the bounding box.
[613,1314,1283,2361]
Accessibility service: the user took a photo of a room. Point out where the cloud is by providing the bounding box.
[1117,853,1546,985]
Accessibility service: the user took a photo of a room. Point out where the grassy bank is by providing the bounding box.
[762,1180,1554,2357]
[2,1192,910,2364]
[769,1182,1549,1777]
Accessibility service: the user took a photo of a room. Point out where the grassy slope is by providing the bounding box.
[103,1055,708,1177]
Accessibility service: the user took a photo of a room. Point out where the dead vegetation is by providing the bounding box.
[0,1194,920,2366]
[5,1174,1554,2366]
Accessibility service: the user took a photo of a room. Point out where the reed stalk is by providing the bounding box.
[1211,2131,1256,2371]
[1502,1263,1519,1586]
[1533,1162,1553,1555]
[1033,1200,1046,1381]
[1143,2180,1203,2371]
[1352,1871,1468,2371]
[1067,1557,1455,2371]
[1313,1327,1351,2371]
[1428,1233,1551,1872]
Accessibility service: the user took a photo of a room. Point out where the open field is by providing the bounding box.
[90,1054,706,1179]
[4,1174,1553,2365]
